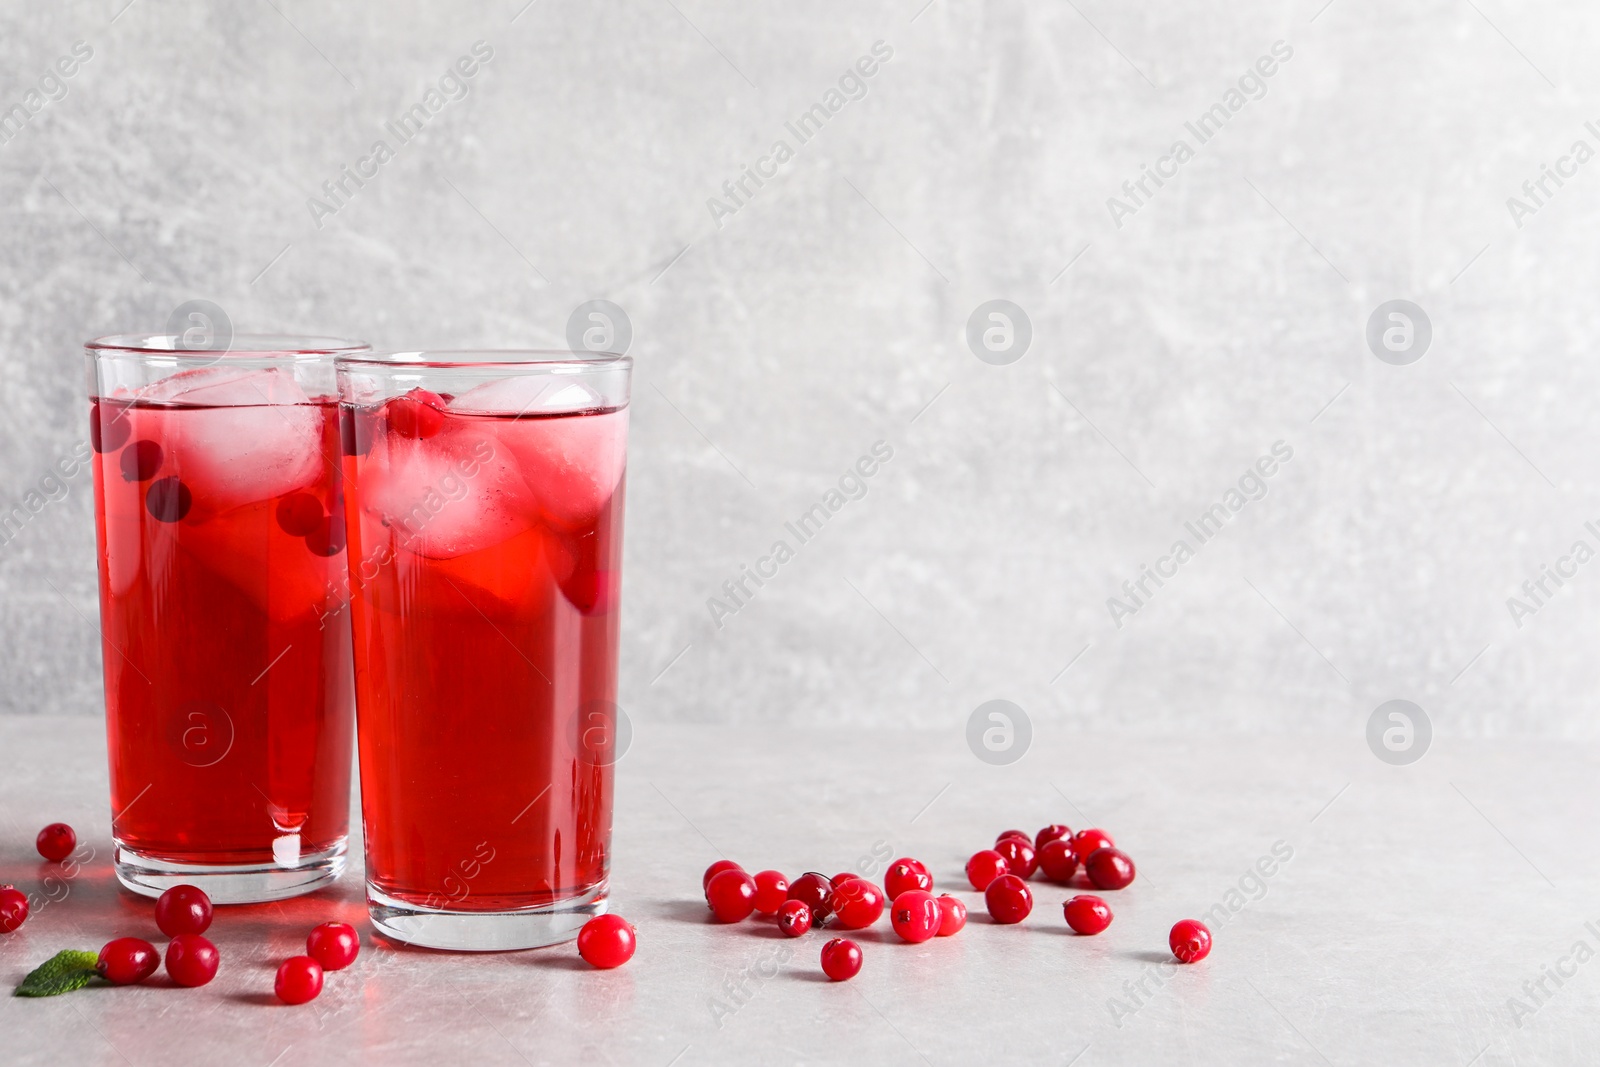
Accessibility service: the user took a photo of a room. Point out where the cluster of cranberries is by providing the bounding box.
[701,858,967,982]
[94,884,221,988]
[966,825,1133,929]
[82,883,360,1003]
[7,822,367,1003]
[967,824,1208,961]
[694,825,1211,980]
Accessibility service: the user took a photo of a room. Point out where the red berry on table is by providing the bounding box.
[884,858,932,899]
[1071,829,1115,863]
[35,823,76,862]
[165,934,219,987]
[0,886,28,932]
[995,837,1038,880]
[889,890,941,944]
[965,850,1009,891]
[306,922,360,970]
[1036,839,1080,885]
[751,870,790,916]
[96,937,160,985]
[832,879,885,930]
[702,859,743,892]
[829,872,858,888]
[1063,895,1113,935]
[155,884,214,937]
[1084,848,1136,891]
[936,894,967,937]
[776,899,813,937]
[274,956,324,1005]
[995,829,1031,846]
[1035,824,1073,850]
[820,938,863,982]
[385,388,447,439]
[984,874,1033,924]
[1170,919,1212,963]
[706,869,758,923]
[786,872,837,927]
[577,914,637,969]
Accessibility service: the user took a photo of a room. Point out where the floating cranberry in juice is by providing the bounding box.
[85,337,365,902]
[338,352,631,951]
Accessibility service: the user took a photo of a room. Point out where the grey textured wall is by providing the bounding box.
[2,0,1595,737]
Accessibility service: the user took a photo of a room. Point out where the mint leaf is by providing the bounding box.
[14,950,99,997]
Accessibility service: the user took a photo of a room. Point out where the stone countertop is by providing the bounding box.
[0,715,1593,1066]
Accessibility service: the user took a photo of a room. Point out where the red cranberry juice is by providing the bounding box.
[90,391,354,866]
[341,400,626,911]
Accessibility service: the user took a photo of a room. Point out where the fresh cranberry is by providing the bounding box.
[577,914,637,969]
[165,934,219,987]
[702,859,744,891]
[1071,828,1115,863]
[96,937,160,984]
[889,890,940,944]
[820,938,863,981]
[91,401,131,453]
[884,858,932,899]
[306,922,360,970]
[0,886,28,932]
[1037,839,1079,884]
[1063,895,1113,935]
[996,829,1032,846]
[775,899,813,937]
[385,389,447,439]
[995,837,1038,880]
[965,850,1009,891]
[145,476,192,522]
[1085,847,1136,891]
[936,894,966,937]
[1035,824,1072,850]
[119,440,163,482]
[984,874,1033,924]
[305,511,347,556]
[751,870,789,916]
[35,822,76,862]
[155,884,214,937]
[275,956,323,1004]
[1170,919,1212,963]
[786,872,836,926]
[275,492,325,536]
[829,872,858,888]
[832,879,885,930]
[706,869,757,923]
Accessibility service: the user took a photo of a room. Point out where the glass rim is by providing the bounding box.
[85,333,371,357]
[336,349,632,372]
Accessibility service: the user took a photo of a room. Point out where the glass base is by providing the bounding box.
[113,839,347,904]
[368,880,607,951]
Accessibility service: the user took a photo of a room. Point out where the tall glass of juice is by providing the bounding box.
[86,334,367,902]
[335,350,630,950]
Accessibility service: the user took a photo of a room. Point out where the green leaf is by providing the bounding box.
[14,950,99,997]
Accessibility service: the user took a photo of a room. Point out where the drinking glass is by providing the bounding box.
[86,334,366,901]
[335,350,630,950]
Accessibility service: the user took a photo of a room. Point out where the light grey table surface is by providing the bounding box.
[0,714,1592,1066]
